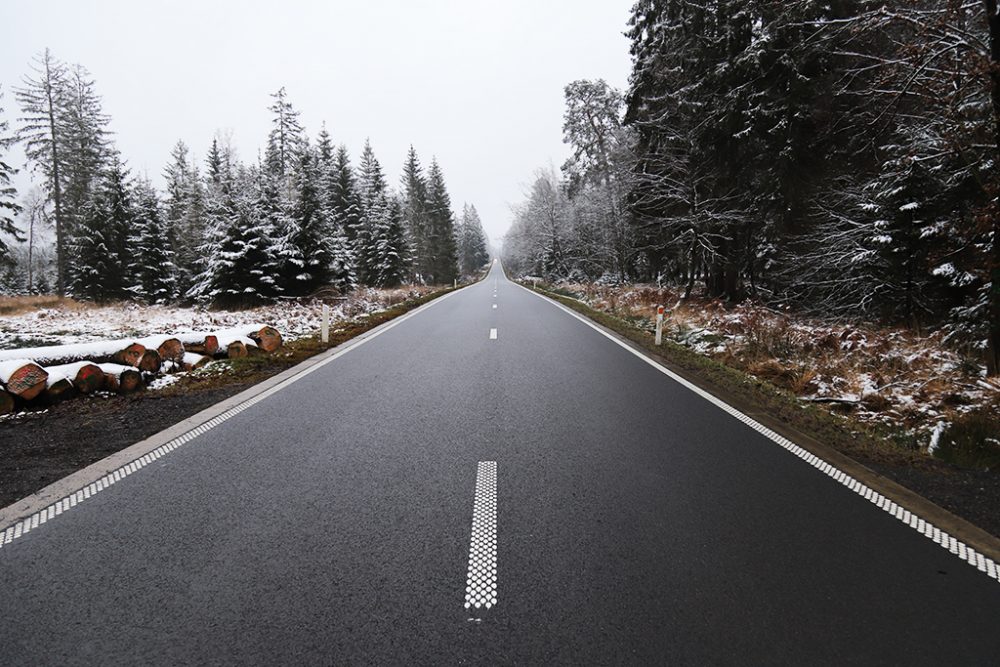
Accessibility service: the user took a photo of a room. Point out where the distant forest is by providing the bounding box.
[502,1,1000,374]
[0,50,490,306]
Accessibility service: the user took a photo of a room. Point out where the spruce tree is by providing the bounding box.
[163,140,204,299]
[400,146,430,281]
[0,86,24,270]
[72,156,133,301]
[282,143,332,295]
[128,178,176,304]
[15,49,70,294]
[266,87,303,179]
[425,158,458,284]
[317,130,357,291]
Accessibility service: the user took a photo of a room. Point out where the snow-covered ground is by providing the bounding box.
[0,287,435,350]
[540,281,1000,449]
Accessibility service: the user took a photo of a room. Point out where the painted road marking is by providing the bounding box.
[492,304,497,309]
[489,328,498,340]
[517,283,1000,586]
[464,461,498,610]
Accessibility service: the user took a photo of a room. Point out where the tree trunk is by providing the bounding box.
[181,353,211,371]
[71,363,104,393]
[101,364,142,394]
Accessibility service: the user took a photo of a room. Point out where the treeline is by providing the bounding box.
[0,50,491,306]
[502,1,1000,374]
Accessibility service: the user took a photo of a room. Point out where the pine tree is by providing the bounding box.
[458,203,489,276]
[72,156,133,301]
[425,158,458,284]
[400,146,431,281]
[60,62,111,274]
[128,178,176,304]
[281,142,332,295]
[15,49,70,294]
[0,86,24,270]
[317,129,357,290]
[163,140,204,298]
[265,87,303,179]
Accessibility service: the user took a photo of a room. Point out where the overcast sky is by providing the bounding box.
[1,0,633,245]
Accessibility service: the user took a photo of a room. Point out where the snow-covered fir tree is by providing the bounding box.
[457,203,489,276]
[128,177,176,304]
[0,86,24,272]
[400,146,431,282]
[424,158,458,284]
[72,156,133,301]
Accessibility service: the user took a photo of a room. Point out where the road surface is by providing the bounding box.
[1,262,999,665]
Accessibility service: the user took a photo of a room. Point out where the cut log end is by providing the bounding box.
[113,343,147,368]
[226,341,248,359]
[44,378,75,404]
[186,335,220,357]
[138,349,162,374]
[250,326,282,353]
[73,364,105,394]
[3,362,49,401]
[156,338,185,365]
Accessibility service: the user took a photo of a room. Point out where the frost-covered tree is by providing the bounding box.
[0,86,24,270]
[281,142,332,295]
[128,178,175,304]
[400,146,431,281]
[457,203,489,276]
[163,140,204,298]
[72,156,133,301]
[265,87,303,179]
[15,49,70,293]
[425,158,458,284]
[317,129,357,290]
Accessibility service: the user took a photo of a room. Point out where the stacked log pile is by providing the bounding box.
[0,325,282,415]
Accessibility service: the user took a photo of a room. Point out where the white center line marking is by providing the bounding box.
[464,461,497,610]
[489,328,498,340]
[492,304,497,309]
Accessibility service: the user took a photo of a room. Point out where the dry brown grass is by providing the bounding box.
[0,295,95,317]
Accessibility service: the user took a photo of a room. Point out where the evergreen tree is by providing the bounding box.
[128,178,175,304]
[72,156,133,301]
[317,129,357,290]
[425,158,458,284]
[15,49,70,294]
[0,86,24,270]
[400,146,431,281]
[163,140,204,298]
[265,87,303,179]
[458,203,489,276]
[60,62,111,275]
[282,142,332,295]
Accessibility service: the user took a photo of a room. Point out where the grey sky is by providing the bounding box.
[1,0,633,244]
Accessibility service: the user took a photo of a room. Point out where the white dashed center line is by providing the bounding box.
[489,328,498,340]
[492,304,497,309]
[464,461,497,610]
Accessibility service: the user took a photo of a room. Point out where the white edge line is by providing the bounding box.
[515,281,1000,585]
[0,283,472,550]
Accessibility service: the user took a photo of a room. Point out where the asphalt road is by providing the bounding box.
[2,262,999,665]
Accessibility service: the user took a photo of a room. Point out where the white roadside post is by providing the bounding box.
[655,305,664,346]
[321,304,330,344]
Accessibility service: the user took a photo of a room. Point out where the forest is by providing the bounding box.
[0,50,491,307]
[502,1,1000,375]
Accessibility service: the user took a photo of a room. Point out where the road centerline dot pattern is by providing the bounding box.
[464,461,498,611]
[489,328,498,340]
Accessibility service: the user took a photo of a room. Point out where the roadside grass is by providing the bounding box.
[526,283,937,470]
[0,295,94,316]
